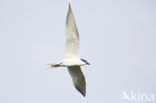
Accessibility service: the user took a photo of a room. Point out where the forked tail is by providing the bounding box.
[51,62,62,67]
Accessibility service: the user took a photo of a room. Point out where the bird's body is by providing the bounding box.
[51,58,86,67]
[50,4,89,97]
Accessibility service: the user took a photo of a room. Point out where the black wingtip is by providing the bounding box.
[69,3,71,7]
[68,3,71,9]
[75,85,86,97]
[82,92,86,97]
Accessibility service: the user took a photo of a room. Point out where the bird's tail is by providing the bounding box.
[51,63,61,67]
[45,63,60,69]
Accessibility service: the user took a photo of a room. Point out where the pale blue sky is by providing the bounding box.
[0,0,155,103]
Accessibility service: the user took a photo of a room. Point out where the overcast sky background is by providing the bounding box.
[0,0,156,103]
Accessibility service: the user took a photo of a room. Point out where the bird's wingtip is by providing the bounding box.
[82,92,86,97]
[68,3,71,9]
[79,88,86,97]
[74,80,86,97]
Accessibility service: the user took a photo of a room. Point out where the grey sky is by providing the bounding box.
[0,0,156,103]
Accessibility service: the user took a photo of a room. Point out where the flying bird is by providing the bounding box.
[50,4,90,97]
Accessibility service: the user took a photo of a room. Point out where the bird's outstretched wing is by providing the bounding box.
[68,66,86,97]
[65,4,80,59]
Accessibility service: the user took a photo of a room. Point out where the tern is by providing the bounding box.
[50,4,90,97]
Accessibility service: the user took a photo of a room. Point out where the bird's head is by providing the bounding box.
[81,59,90,65]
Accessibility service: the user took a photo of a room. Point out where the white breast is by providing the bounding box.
[62,58,85,66]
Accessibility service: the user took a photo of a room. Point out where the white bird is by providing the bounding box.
[50,4,90,97]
